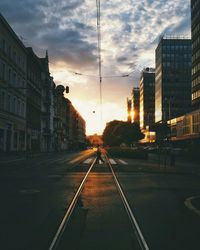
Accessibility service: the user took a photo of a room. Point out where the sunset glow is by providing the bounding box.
[0,0,191,134]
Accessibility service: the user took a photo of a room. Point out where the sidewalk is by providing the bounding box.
[147,153,200,175]
[0,151,52,163]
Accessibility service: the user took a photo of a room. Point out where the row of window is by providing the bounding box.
[192,89,200,100]
[193,124,200,133]
[0,59,26,88]
[0,91,25,118]
[162,62,191,68]
[162,45,191,51]
[192,48,200,62]
[191,8,200,25]
[192,61,200,75]
[0,38,26,71]
[192,21,200,37]
[192,75,200,87]
[162,53,191,59]
[193,111,200,124]
[192,20,200,36]
[192,34,200,50]
[191,0,199,10]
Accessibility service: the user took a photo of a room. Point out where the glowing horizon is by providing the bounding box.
[0,0,191,135]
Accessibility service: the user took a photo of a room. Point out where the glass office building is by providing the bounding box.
[140,68,155,129]
[155,37,192,123]
[191,0,200,109]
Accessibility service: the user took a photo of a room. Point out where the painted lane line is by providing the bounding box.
[184,195,200,216]
[109,158,117,164]
[118,159,128,165]
[83,158,93,164]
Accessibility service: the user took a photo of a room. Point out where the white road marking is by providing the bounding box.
[83,158,93,164]
[118,159,128,165]
[184,195,200,216]
[109,158,117,164]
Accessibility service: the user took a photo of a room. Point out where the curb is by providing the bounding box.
[184,195,200,216]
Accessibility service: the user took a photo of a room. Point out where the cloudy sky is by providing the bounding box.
[0,0,191,134]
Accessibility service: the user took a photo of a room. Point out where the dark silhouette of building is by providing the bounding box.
[26,47,42,151]
[139,68,155,129]
[127,98,132,122]
[0,14,27,152]
[191,0,200,109]
[132,87,140,124]
[39,52,55,152]
[155,37,192,123]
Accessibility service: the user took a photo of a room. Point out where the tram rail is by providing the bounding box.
[48,154,149,250]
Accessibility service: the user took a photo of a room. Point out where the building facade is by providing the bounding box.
[168,109,200,141]
[191,0,200,109]
[54,85,69,151]
[0,14,27,152]
[140,68,155,129]
[155,37,192,123]
[26,47,42,152]
[132,87,140,124]
[66,98,86,150]
[40,55,55,152]
[0,13,86,153]
[127,98,132,122]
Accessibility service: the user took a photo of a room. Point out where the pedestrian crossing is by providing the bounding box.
[83,157,128,165]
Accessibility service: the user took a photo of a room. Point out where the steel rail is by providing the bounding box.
[48,157,97,250]
[105,155,150,250]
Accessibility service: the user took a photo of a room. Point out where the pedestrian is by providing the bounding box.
[95,146,104,164]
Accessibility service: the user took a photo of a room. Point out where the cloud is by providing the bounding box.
[0,0,191,133]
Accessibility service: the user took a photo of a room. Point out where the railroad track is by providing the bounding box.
[48,155,149,250]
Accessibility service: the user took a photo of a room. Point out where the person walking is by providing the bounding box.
[95,146,104,164]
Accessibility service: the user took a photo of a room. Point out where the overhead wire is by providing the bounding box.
[96,0,103,124]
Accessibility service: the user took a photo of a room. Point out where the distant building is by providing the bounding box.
[127,98,132,122]
[0,14,27,152]
[191,0,200,109]
[140,68,155,129]
[132,87,140,124]
[0,13,86,153]
[39,52,55,152]
[54,85,68,151]
[66,98,86,149]
[26,47,42,152]
[155,37,192,123]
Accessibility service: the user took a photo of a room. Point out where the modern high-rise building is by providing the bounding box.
[139,68,155,129]
[155,37,192,123]
[127,98,132,122]
[132,87,140,124]
[191,0,200,109]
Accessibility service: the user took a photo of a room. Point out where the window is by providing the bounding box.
[0,61,6,80]
[13,131,18,148]
[7,94,11,112]
[0,91,5,110]
[22,102,25,117]
[8,68,11,83]
[17,99,20,115]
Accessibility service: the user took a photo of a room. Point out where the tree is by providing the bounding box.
[102,120,144,146]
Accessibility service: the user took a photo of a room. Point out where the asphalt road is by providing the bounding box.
[0,153,199,250]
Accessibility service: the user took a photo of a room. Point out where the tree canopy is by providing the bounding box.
[102,120,144,146]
